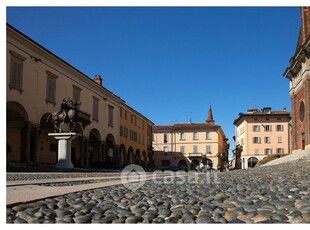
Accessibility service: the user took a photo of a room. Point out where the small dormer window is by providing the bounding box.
[262,107,271,114]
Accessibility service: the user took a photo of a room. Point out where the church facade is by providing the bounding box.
[283,7,310,152]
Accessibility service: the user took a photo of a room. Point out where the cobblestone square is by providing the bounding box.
[6,161,310,223]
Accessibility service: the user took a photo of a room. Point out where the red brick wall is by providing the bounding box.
[291,76,310,151]
[292,85,304,150]
[296,7,310,50]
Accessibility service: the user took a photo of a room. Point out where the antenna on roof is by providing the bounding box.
[189,112,192,124]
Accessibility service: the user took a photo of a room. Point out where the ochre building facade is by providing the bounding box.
[6,24,154,169]
[233,107,291,169]
[152,107,229,171]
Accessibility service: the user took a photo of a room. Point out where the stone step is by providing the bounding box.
[262,149,310,167]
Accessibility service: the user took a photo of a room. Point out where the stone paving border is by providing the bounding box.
[6,172,191,206]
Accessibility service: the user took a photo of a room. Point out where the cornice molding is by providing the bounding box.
[284,35,310,79]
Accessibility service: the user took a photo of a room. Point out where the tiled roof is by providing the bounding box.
[233,110,290,125]
[153,123,220,131]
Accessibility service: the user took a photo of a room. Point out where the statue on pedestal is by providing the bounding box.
[47,98,81,133]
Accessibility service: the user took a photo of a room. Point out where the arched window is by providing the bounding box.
[299,101,305,122]
[248,157,258,168]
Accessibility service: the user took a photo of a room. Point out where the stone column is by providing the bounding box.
[101,143,106,168]
[24,123,31,164]
[30,126,39,163]
[48,133,81,169]
[114,146,119,168]
[84,139,89,167]
[79,137,84,167]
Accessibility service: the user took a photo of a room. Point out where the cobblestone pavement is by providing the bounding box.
[6,161,310,223]
[7,172,122,181]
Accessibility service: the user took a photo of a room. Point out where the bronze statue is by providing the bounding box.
[47,98,81,133]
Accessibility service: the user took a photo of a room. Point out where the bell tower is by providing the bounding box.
[206,105,215,125]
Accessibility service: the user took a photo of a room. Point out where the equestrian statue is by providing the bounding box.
[47,98,81,133]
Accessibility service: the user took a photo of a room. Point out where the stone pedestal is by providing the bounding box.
[48,132,81,169]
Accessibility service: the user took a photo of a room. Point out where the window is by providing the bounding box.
[120,108,123,118]
[130,130,137,142]
[254,149,259,155]
[125,110,128,120]
[299,101,305,122]
[193,132,198,140]
[120,126,124,137]
[72,85,81,102]
[180,132,185,140]
[124,128,128,138]
[206,131,211,140]
[277,136,282,143]
[300,101,305,122]
[206,145,211,153]
[252,125,260,132]
[264,125,272,131]
[276,148,284,154]
[180,146,185,154]
[9,51,26,92]
[46,72,57,104]
[163,146,168,152]
[131,114,137,125]
[164,133,168,143]
[276,125,284,131]
[193,145,198,153]
[264,137,271,144]
[265,148,272,155]
[92,97,99,121]
[253,137,261,144]
[108,105,114,127]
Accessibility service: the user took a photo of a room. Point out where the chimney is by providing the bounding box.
[94,75,102,86]
[247,108,258,114]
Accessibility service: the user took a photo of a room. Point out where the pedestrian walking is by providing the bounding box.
[200,161,204,172]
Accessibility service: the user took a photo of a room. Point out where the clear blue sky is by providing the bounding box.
[6,6,300,158]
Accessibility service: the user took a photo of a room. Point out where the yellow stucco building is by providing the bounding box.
[6,24,153,169]
[152,106,229,171]
[233,107,291,169]
[119,104,154,170]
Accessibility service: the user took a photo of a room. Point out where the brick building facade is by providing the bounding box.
[283,7,310,152]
